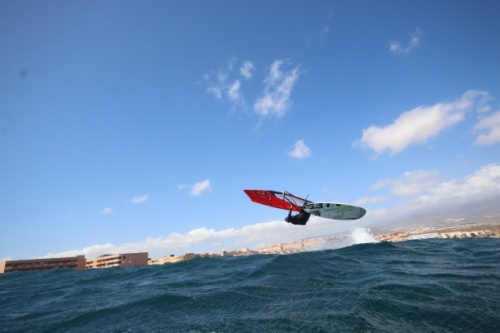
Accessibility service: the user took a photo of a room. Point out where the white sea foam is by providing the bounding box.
[350,228,378,245]
[259,228,380,254]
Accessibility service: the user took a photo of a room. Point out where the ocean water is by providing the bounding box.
[1,238,499,333]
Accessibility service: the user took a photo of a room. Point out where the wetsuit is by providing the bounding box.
[285,208,311,225]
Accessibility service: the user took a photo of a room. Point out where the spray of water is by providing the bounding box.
[350,228,378,244]
[262,227,379,254]
[296,228,378,253]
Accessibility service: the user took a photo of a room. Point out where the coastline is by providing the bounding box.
[250,221,500,255]
[2,222,499,273]
[375,221,500,242]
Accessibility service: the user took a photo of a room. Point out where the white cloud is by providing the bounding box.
[240,61,254,80]
[44,165,500,260]
[206,84,223,100]
[474,110,500,145]
[309,26,331,43]
[202,59,254,108]
[102,207,113,215]
[44,217,362,259]
[372,169,440,196]
[227,80,242,103]
[354,90,492,155]
[354,195,387,207]
[319,26,330,39]
[373,164,500,222]
[130,194,149,204]
[288,139,311,159]
[389,28,422,55]
[202,59,302,121]
[417,164,500,205]
[189,179,212,196]
[253,60,301,119]
[308,8,333,43]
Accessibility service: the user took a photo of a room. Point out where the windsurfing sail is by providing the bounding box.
[243,189,312,212]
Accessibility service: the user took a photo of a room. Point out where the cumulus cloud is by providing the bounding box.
[253,60,302,119]
[206,84,223,100]
[44,216,360,259]
[240,61,254,80]
[202,59,253,106]
[227,80,242,103]
[189,179,212,196]
[373,164,500,223]
[474,110,500,145]
[44,165,500,259]
[354,195,387,207]
[202,58,302,122]
[288,139,311,159]
[372,169,440,196]
[102,207,113,215]
[389,28,422,55]
[130,194,149,204]
[417,164,500,205]
[354,90,492,155]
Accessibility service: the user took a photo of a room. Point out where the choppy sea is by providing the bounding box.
[1,237,499,333]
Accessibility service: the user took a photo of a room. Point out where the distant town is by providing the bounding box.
[1,222,499,274]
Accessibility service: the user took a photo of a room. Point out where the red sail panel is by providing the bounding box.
[243,189,307,211]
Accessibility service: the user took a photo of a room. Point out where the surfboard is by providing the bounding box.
[303,202,366,220]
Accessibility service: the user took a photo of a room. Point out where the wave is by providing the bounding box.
[1,238,499,332]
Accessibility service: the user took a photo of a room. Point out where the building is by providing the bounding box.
[0,255,86,274]
[148,252,200,265]
[149,254,187,265]
[85,252,148,269]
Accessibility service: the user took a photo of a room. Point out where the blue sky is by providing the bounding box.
[1,1,499,260]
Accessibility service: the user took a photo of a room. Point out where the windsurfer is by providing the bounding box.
[285,207,311,225]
